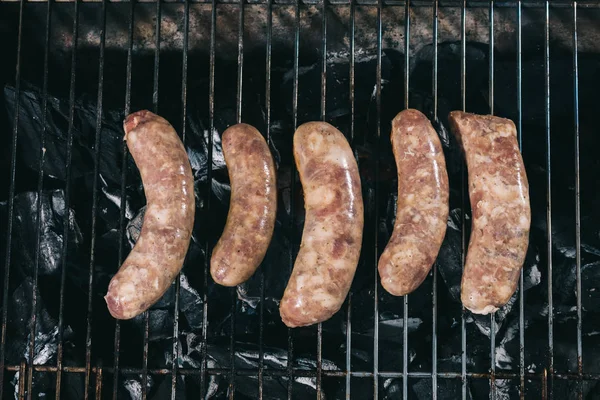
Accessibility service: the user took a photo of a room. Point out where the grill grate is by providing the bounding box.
[0,0,597,399]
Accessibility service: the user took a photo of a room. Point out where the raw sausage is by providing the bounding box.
[105,110,195,320]
[280,122,364,328]
[378,109,449,296]
[448,111,530,314]
[211,123,277,286]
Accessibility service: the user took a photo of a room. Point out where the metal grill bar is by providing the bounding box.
[112,1,135,398]
[346,0,356,396]
[373,0,383,395]
[2,0,597,7]
[515,2,526,399]
[459,1,467,399]
[259,0,273,397]
[0,0,24,396]
[54,0,79,396]
[316,1,327,398]
[18,361,25,399]
[172,4,190,398]
[200,0,217,395]
[572,2,583,399]
[488,1,496,398]
[0,0,598,6]
[141,3,163,399]
[286,0,300,398]
[229,0,245,398]
[402,1,410,399]
[431,1,439,398]
[83,1,106,398]
[26,0,52,397]
[95,365,103,400]
[8,363,600,379]
[544,2,554,398]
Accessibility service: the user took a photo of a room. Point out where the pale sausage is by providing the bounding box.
[105,110,195,320]
[211,123,277,286]
[448,111,530,314]
[378,109,449,296]
[280,122,364,328]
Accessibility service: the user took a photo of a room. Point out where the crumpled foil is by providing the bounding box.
[1,42,599,399]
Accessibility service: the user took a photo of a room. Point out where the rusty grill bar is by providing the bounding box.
[0,0,596,399]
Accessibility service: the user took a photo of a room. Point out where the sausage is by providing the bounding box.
[378,109,449,296]
[105,110,195,320]
[211,123,277,286]
[280,122,364,328]
[448,111,530,315]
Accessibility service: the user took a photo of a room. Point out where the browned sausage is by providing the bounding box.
[279,122,364,328]
[105,110,195,320]
[378,109,449,296]
[211,123,277,286]
[448,111,531,314]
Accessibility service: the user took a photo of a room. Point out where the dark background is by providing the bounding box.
[0,1,599,399]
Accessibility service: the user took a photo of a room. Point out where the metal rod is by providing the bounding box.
[346,0,356,396]
[236,0,245,124]
[259,0,273,396]
[18,361,25,400]
[171,4,189,397]
[6,362,600,380]
[140,2,163,398]
[515,2,526,399]
[228,287,236,400]
[431,0,439,398]
[572,2,583,399]
[287,0,301,398]
[402,1,410,399]
[316,2,327,398]
[26,0,52,397]
[113,1,135,397]
[374,0,383,396]
[200,0,217,395]
[83,1,105,398]
[1,0,598,7]
[320,0,327,120]
[489,0,494,116]
[488,3,497,398]
[544,1,554,398]
[403,0,410,109]
[95,366,103,400]
[227,0,246,397]
[55,0,80,396]
[460,1,468,399]
[0,0,24,396]
[432,0,438,118]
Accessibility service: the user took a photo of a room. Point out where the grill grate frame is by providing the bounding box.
[0,0,595,399]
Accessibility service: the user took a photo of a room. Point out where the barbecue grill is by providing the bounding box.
[0,0,599,399]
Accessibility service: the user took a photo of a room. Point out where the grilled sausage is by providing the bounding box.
[211,123,277,286]
[448,111,530,315]
[280,122,364,328]
[105,110,195,320]
[378,109,449,296]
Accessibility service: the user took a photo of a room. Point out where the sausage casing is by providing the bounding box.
[378,109,449,296]
[448,111,531,314]
[105,110,195,320]
[211,123,277,286]
[280,122,364,328]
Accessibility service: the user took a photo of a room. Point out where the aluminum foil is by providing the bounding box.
[1,42,599,399]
